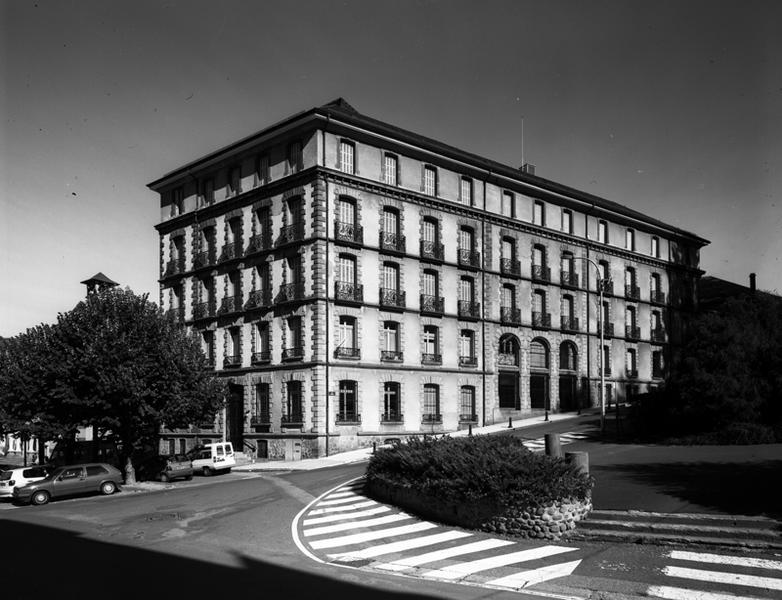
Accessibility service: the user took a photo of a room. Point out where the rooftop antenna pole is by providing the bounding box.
[521,116,525,167]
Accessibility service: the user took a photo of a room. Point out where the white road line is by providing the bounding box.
[304,506,390,526]
[424,545,578,581]
[325,490,361,499]
[668,550,782,571]
[317,495,366,506]
[375,538,516,572]
[304,513,412,537]
[647,584,769,600]
[309,522,438,550]
[662,566,782,591]
[308,500,377,514]
[328,530,473,560]
[485,559,582,589]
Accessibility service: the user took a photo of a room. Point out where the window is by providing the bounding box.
[460,386,476,420]
[626,306,636,327]
[460,177,473,205]
[422,325,439,356]
[287,196,303,227]
[459,226,474,253]
[337,254,356,284]
[254,322,270,360]
[201,178,215,206]
[533,289,546,313]
[253,206,271,241]
[626,228,635,251]
[561,251,575,285]
[598,220,608,244]
[529,339,549,369]
[254,383,270,421]
[337,316,356,352]
[625,267,637,298]
[285,381,303,420]
[338,380,358,421]
[562,294,574,320]
[202,331,215,364]
[562,209,573,234]
[381,262,400,291]
[86,465,108,477]
[459,277,474,303]
[422,270,439,296]
[501,237,516,261]
[339,140,355,174]
[423,384,440,420]
[423,165,437,196]
[287,317,302,351]
[171,187,183,217]
[559,342,577,371]
[626,348,637,375]
[532,244,546,268]
[227,327,241,363]
[383,382,401,421]
[288,140,302,173]
[338,197,356,225]
[501,284,515,310]
[256,154,270,185]
[383,154,398,186]
[652,350,664,378]
[459,329,475,363]
[422,217,438,244]
[603,345,611,374]
[501,191,514,217]
[651,236,659,257]
[533,200,545,226]
[381,321,400,355]
[228,166,241,197]
[382,207,399,236]
[599,260,610,286]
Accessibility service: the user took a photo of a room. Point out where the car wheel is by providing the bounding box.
[31,490,50,506]
[100,481,117,495]
[202,466,212,477]
[160,473,170,483]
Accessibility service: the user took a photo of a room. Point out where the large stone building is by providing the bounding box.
[149,99,708,460]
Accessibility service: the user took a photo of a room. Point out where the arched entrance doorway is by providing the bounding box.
[559,341,578,412]
[498,334,520,410]
[529,338,550,410]
[226,384,245,448]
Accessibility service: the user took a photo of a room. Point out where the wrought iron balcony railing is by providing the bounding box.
[281,347,304,361]
[219,242,243,262]
[334,347,361,359]
[421,353,442,365]
[651,290,666,305]
[334,220,363,245]
[246,233,272,255]
[421,413,442,424]
[625,325,641,340]
[500,306,521,325]
[458,248,481,269]
[380,350,403,362]
[278,222,305,245]
[379,288,406,309]
[459,413,478,423]
[250,413,271,426]
[498,352,518,366]
[625,284,640,300]
[281,413,304,426]
[599,279,614,295]
[381,412,404,423]
[651,327,666,342]
[379,231,406,254]
[602,322,615,338]
[459,356,478,367]
[218,296,240,315]
[335,281,363,304]
[626,369,639,379]
[420,240,444,262]
[458,300,480,319]
[420,294,444,315]
[192,300,216,320]
[532,265,551,282]
[603,365,612,376]
[251,350,271,364]
[223,354,241,368]
[164,258,186,277]
[277,282,305,303]
[500,258,521,277]
[532,311,552,328]
[561,316,580,332]
[193,249,216,269]
[245,289,271,310]
[336,412,361,424]
[560,270,579,288]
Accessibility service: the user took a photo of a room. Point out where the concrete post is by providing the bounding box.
[566,451,589,475]
[545,433,563,457]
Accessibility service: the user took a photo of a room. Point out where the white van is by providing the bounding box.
[188,442,236,476]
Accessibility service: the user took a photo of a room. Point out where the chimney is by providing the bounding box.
[521,162,536,176]
[749,273,756,294]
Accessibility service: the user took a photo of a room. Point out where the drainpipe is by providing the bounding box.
[481,176,488,425]
[323,129,330,457]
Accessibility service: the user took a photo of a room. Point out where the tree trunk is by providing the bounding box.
[124,455,136,484]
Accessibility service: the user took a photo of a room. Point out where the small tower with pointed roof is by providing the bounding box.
[80,272,119,296]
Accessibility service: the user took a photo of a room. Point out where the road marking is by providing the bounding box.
[485,559,583,590]
[309,521,437,550]
[308,500,376,514]
[317,495,366,506]
[662,565,782,591]
[584,519,777,536]
[326,490,361,499]
[668,550,782,571]
[303,505,391,526]
[374,538,515,572]
[647,585,769,600]
[424,545,578,581]
[328,530,474,561]
[304,513,412,537]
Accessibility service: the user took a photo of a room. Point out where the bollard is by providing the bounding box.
[545,433,563,458]
[508,416,513,428]
[372,441,377,454]
[565,451,589,476]
[468,423,473,436]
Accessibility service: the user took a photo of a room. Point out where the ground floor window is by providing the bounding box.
[338,380,358,422]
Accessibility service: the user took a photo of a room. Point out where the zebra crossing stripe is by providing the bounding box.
[647,585,769,600]
[423,545,578,581]
[326,490,361,499]
[309,522,438,550]
[662,566,782,591]
[304,506,391,526]
[668,550,782,571]
[304,513,412,537]
[374,538,515,572]
[317,495,364,506]
[328,530,474,561]
[308,500,376,514]
[485,559,582,589]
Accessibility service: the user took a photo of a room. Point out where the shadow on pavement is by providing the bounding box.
[3,520,440,600]
[593,460,782,520]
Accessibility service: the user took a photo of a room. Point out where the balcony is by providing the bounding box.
[277,282,305,303]
[651,327,666,343]
[500,306,522,325]
[281,413,304,426]
[603,366,612,376]
[335,281,363,304]
[164,258,185,277]
[458,248,481,269]
[420,294,444,315]
[336,413,361,425]
[500,258,521,278]
[498,352,518,366]
[532,265,551,283]
[458,300,481,320]
[560,271,579,288]
[334,347,361,359]
[459,413,478,423]
[381,412,404,424]
[193,249,216,269]
[421,353,442,365]
[561,316,580,332]
[278,222,305,246]
[223,354,241,368]
[218,296,240,315]
[602,322,615,338]
[421,413,442,424]
[281,347,304,361]
[599,279,614,295]
[532,311,552,329]
[625,284,640,300]
[334,220,363,246]
[651,290,666,305]
[379,231,406,254]
[379,288,406,309]
[381,350,403,362]
[459,356,478,367]
[192,300,216,320]
[251,350,271,364]
[250,414,271,427]
[246,233,272,255]
[420,240,444,262]
[219,242,243,263]
[625,325,641,340]
[626,369,639,379]
[245,289,271,310]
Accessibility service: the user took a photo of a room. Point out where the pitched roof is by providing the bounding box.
[80,272,119,286]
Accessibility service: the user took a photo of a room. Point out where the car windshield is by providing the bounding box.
[0,471,12,481]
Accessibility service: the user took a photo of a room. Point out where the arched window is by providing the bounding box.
[530,338,550,370]
[498,334,520,366]
[559,342,577,371]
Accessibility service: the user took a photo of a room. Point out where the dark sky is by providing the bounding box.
[1,0,780,335]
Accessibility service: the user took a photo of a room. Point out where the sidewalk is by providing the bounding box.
[233,409,590,472]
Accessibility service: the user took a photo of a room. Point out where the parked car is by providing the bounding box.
[0,466,51,499]
[13,463,122,506]
[138,454,193,482]
[187,442,236,476]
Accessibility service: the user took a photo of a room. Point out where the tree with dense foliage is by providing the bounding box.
[0,288,225,480]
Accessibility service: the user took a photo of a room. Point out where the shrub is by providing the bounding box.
[365,435,593,509]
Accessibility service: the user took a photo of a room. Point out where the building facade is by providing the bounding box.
[149,99,708,459]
